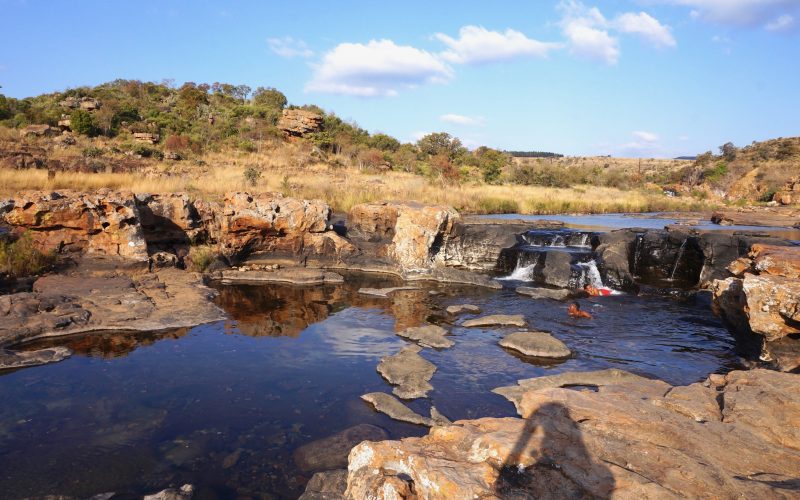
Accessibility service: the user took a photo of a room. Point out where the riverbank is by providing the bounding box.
[1,190,799,498]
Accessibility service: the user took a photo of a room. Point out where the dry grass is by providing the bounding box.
[0,160,704,214]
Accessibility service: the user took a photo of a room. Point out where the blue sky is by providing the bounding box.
[1,0,798,157]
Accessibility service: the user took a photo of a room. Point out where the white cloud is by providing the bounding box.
[268,37,314,59]
[557,1,620,64]
[663,0,800,29]
[614,12,677,48]
[305,39,452,97]
[439,113,485,126]
[766,13,795,30]
[434,25,562,64]
[632,130,660,142]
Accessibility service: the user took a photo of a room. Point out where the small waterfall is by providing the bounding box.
[577,260,604,289]
[669,239,688,281]
[499,253,540,281]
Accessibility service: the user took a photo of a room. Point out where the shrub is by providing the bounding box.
[70,109,99,136]
[165,134,190,151]
[187,245,216,272]
[82,146,105,158]
[0,232,56,277]
[243,165,262,186]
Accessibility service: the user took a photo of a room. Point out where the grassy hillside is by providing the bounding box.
[7,79,793,214]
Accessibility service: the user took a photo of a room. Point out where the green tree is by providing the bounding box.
[416,132,465,160]
[719,142,737,162]
[252,87,287,109]
[475,147,509,184]
[368,133,401,152]
[70,109,99,136]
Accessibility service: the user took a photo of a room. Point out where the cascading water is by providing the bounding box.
[499,253,540,281]
[499,229,595,282]
[669,239,688,281]
[575,260,605,289]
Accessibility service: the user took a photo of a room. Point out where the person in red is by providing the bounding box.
[584,284,612,297]
[568,302,592,319]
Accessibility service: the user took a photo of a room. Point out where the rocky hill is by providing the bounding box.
[677,137,800,204]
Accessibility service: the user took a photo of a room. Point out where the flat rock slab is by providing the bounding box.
[499,331,571,359]
[0,346,72,370]
[462,314,527,328]
[293,424,388,473]
[397,324,453,349]
[446,304,481,315]
[377,345,436,399]
[1,267,226,350]
[220,268,344,285]
[361,392,435,427]
[515,286,571,301]
[358,286,419,298]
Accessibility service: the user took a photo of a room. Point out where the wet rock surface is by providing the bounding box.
[463,314,527,328]
[515,286,571,300]
[293,424,388,473]
[360,392,436,427]
[348,369,800,498]
[0,263,226,352]
[499,331,572,359]
[445,303,481,315]
[220,268,344,285]
[0,346,71,370]
[143,484,194,500]
[377,345,436,399]
[396,324,453,349]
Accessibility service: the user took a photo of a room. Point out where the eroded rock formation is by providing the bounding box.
[712,243,800,371]
[277,109,323,137]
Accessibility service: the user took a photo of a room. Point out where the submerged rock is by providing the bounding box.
[360,392,436,427]
[377,345,436,399]
[462,314,527,328]
[499,331,571,359]
[143,484,194,500]
[299,470,347,500]
[445,303,481,315]
[396,324,453,349]
[515,286,571,301]
[0,346,71,370]
[348,369,800,498]
[293,424,388,473]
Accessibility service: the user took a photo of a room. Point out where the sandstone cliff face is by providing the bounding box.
[2,190,148,260]
[345,369,800,499]
[712,243,800,371]
[348,202,459,272]
[277,109,323,137]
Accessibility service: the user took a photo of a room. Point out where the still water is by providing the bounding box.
[0,274,739,498]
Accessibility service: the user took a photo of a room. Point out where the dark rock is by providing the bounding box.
[293,424,388,472]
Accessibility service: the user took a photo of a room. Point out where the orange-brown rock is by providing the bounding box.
[217,192,331,260]
[2,190,148,260]
[749,243,800,279]
[135,192,204,248]
[277,109,323,137]
[349,201,460,271]
[346,369,800,499]
[774,177,800,205]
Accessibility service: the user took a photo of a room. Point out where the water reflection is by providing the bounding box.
[1,275,741,498]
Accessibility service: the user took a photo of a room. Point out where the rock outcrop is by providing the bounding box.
[712,243,800,371]
[774,178,800,205]
[376,345,436,399]
[498,331,571,359]
[348,201,459,272]
[293,424,388,473]
[346,369,800,498]
[277,109,323,137]
[2,190,149,260]
[0,266,225,353]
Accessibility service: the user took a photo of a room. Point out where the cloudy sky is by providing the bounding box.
[1,0,798,157]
